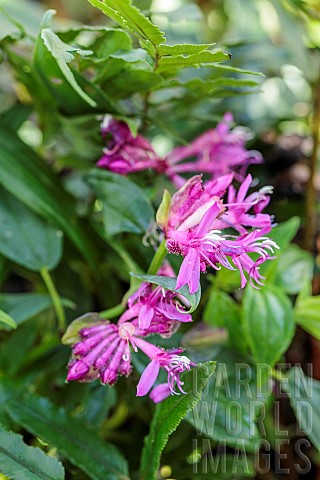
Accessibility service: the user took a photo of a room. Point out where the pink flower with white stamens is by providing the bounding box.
[134,337,195,397]
[163,175,278,294]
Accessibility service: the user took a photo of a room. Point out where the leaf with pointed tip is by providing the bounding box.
[242,285,295,366]
[157,50,230,74]
[87,0,165,47]
[140,362,216,480]
[131,273,201,314]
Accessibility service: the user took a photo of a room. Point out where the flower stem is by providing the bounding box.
[147,239,167,275]
[100,304,125,319]
[40,267,66,331]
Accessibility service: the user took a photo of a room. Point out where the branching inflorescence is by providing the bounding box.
[65,114,278,402]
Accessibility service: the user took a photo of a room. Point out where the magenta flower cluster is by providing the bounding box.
[66,113,278,402]
[97,113,262,187]
[67,267,194,403]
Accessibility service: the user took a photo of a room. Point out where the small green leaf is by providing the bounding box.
[157,50,230,73]
[0,309,16,330]
[87,169,154,236]
[204,288,247,355]
[281,367,320,450]
[131,273,201,314]
[5,393,130,480]
[295,296,320,340]
[0,425,65,480]
[140,362,216,480]
[274,245,313,294]
[87,0,165,47]
[269,216,301,250]
[0,187,62,272]
[157,43,215,56]
[242,285,295,366]
[0,293,69,327]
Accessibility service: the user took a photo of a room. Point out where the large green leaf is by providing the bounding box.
[295,296,320,340]
[87,0,165,47]
[204,288,247,354]
[140,362,216,480]
[281,367,320,450]
[5,393,130,480]
[242,285,295,366]
[186,350,267,452]
[131,273,201,313]
[0,293,57,327]
[0,425,65,480]
[0,126,97,266]
[274,245,313,294]
[0,187,62,271]
[87,169,154,236]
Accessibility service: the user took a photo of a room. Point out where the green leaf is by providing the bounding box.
[162,77,259,94]
[87,169,154,236]
[140,362,216,480]
[0,425,65,480]
[131,273,201,314]
[40,27,96,106]
[274,245,313,294]
[261,217,301,280]
[204,288,247,355]
[62,312,105,345]
[157,50,230,74]
[269,217,301,250]
[280,367,320,450]
[0,187,62,271]
[33,11,118,115]
[0,125,98,266]
[0,293,63,327]
[295,296,320,340]
[242,285,295,366]
[157,43,215,56]
[0,309,16,330]
[87,0,165,47]
[186,350,267,451]
[5,393,130,480]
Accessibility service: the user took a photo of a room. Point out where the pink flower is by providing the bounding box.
[216,174,273,234]
[67,321,134,385]
[165,113,262,187]
[97,117,163,174]
[163,176,278,294]
[134,337,195,397]
[118,281,192,334]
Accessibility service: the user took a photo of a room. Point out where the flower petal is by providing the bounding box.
[136,359,160,396]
